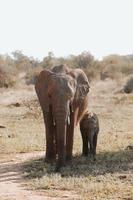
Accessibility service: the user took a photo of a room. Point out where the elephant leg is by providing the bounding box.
[89,130,94,155]
[54,124,58,155]
[81,130,89,156]
[43,108,56,162]
[92,133,98,161]
[66,108,78,161]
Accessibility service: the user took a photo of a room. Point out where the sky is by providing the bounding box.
[0,0,133,60]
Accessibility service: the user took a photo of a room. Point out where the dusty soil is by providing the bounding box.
[0,152,79,200]
[0,80,133,200]
[0,152,44,200]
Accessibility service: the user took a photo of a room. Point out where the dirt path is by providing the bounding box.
[0,152,46,200]
[0,152,77,200]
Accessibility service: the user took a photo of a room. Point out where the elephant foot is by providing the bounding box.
[45,156,56,163]
[93,157,96,161]
[82,153,88,157]
[55,165,61,172]
[82,147,89,157]
[66,159,72,166]
[92,154,96,161]
[89,152,96,161]
[55,161,65,172]
[66,155,72,161]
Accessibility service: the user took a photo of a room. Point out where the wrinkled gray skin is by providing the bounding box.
[35,65,90,171]
[80,112,99,160]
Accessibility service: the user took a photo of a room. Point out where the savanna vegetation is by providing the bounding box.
[0,50,133,88]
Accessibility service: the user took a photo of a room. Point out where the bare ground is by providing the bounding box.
[0,80,133,200]
[0,152,45,200]
[0,152,79,200]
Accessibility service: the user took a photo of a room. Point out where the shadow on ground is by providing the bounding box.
[22,149,133,178]
[0,160,22,183]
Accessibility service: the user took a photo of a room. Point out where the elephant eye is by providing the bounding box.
[48,93,52,98]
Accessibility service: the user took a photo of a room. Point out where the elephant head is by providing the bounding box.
[52,65,90,105]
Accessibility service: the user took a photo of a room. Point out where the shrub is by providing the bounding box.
[101,55,133,80]
[0,68,16,88]
[0,51,133,87]
[0,55,17,87]
[25,66,43,85]
[124,76,133,93]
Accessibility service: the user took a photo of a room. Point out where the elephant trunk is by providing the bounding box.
[53,102,71,171]
[55,113,67,171]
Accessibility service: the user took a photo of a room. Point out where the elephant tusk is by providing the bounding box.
[67,116,70,125]
[70,103,74,113]
[53,118,56,126]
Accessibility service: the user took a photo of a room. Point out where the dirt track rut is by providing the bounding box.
[0,152,75,200]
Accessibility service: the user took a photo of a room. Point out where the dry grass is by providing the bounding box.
[23,149,133,199]
[0,86,44,153]
[0,80,133,199]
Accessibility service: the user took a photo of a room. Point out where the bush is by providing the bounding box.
[0,68,16,88]
[25,66,43,85]
[124,77,133,93]
[0,51,133,87]
[0,51,41,87]
[0,54,17,87]
[101,55,133,80]
[100,64,122,80]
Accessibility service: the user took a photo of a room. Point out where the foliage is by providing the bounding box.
[0,55,17,87]
[0,51,133,87]
[101,54,133,80]
[124,76,133,93]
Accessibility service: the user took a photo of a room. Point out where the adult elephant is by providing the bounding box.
[35,65,90,171]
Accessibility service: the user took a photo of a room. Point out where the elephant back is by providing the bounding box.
[51,64,71,74]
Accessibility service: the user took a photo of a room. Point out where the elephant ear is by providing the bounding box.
[35,69,53,113]
[78,82,90,98]
[73,69,90,101]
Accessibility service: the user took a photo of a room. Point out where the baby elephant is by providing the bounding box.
[80,112,99,160]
